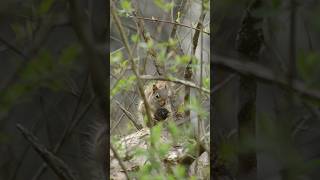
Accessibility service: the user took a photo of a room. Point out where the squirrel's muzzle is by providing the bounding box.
[159,99,166,106]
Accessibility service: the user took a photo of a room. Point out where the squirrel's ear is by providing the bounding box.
[152,84,158,92]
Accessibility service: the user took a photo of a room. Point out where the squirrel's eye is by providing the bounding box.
[155,93,160,98]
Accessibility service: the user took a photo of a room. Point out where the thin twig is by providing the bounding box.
[115,100,143,130]
[212,74,236,94]
[110,144,131,180]
[166,0,188,54]
[1,13,55,91]
[195,0,205,174]
[31,71,89,180]
[111,95,138,132]
[16,124,78,180]
[288,0,297,82]
[130,16,210,35]
[31,96,96,180]
[9,99,45,180]
[139,75,210,94]
[213,54,320,102]
[184,10,207,122]
[0,36,29,60]
[111,1,154,128]
[131,9,164,75]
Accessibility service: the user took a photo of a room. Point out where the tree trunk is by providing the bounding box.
[236,0,263,179]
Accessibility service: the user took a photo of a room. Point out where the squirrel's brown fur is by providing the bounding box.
[137,81,173,126]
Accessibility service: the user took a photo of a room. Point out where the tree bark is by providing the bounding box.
[235,0,263,179]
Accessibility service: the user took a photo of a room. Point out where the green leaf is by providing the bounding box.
[173,165,186,179]
[22,50,54,81]
[111,75,136,97]
[120,0,133,12]
[297,51,320,86]
[271,0,281,8]
[203,77,210,89]
[110,51,123,65]
[188,96,208,119]
[38,0,54,15]
[158,143,170,158]
[150,123,162,144]
[168,121,179,139]
[154,0,174,12]
[131,34,139,43]
[11,23,26,41]
[59,44,80,66]
[176,55,191,65]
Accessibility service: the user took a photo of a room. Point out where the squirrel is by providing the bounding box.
[137,81,173,127]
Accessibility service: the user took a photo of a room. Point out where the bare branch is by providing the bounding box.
[213,54,320,102]
[111,1,154,128]
[115,100,143,130]
[16,124,78,180]
[110,144,131,180]
[139,75,210,94]
[184,10,207,122]
[31,96,96,180]
[130,16,210,35]
[0,36,28,60]
[212,74,236,94]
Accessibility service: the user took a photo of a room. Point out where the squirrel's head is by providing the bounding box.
[151,81,169,107]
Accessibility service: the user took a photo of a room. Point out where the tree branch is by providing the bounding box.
[213,54,320,102]
[16,124,78,180]
[110,144,131,180]
[139,75,210,94]
[111,1,154,128]
[129,16,210,35]
[0,36,29,60]
[115,100,143,130]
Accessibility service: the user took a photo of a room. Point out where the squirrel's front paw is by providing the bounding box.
[154,107,170,121]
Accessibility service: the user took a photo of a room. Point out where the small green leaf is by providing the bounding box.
[110,51,123,65]
[154,0,174,12]
[168,121,178,139]
[150,123,162,144]
[120,0,133,12]
[203,77,210,89]
[38,0,54,15]
[59,44,80,66]
[111,75,136,97]
[173,165,186,179]
[158,143,170,157]
[131,34,139,43]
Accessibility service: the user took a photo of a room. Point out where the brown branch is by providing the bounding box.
[1,13,56,91]
[111,95,138,132]
[130,16,210,35]
[288,0,297,81]
[184,10,207,122]
[31,97,96,180]
[111,1,154,128]
[115,100,143,130]
[139,75,210,94]
[166,0,188,55]
[212,74,236,94]
[0,36,29,60]
[213,54,320,102]
[131,10,164,75]
[9,100,46,180]
[110,144,131,180]
[16,124,78,180]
